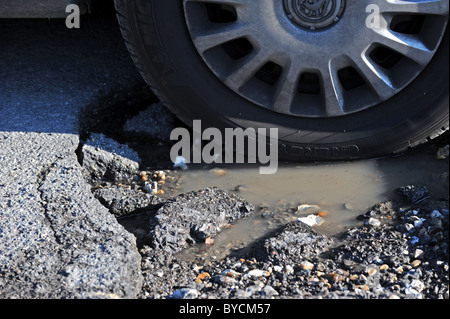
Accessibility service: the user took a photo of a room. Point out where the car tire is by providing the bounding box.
[114,0,449,162]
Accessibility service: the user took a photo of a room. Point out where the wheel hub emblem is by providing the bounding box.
[284,0,346,30]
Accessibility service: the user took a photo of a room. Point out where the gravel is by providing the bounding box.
[77,133,448,300]
[135,195,448,300]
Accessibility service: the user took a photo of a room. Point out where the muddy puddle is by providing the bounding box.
[83,91,448,264]
[167,143,448,263]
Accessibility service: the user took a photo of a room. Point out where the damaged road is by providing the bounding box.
[0,133,143,298]
[0,10,148,298]
[1,7,448,300]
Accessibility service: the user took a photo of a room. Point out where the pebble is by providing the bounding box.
[367,217,381,227]
[410,236,420,245]
[344,203,354,210]
[170,288,199,299]
[210,168,228,176]
[205,237,215,246]
[214,275,237,286]
[407,279,425,295]
[414,249,424,259]
[300,261,314,270]
[430,210,443,218]
[413,217,426,228]
[285,265,294,275]
[379,264,389,271]
[196,272,211,283]
[233,184,248,192]
[297,214,324,227]
[273,265,283,273]
[262,285,279,297]
[246,269,270,278]
[316,210,329,217]
[296,204,321,215]
[404,223,414,232]
[411,260,422,268]
[221,269,241,278]
[435,145,449,159]
[173,156,188,170]
[366,266,378,277]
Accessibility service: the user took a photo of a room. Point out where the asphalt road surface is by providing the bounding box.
[0,9,150,298]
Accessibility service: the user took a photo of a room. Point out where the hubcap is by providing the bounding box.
[184,0,449,118]
[283,0,346,30]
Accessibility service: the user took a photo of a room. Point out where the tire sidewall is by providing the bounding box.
[127,0,449,161]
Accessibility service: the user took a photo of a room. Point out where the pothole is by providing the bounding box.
[75,86,449,299]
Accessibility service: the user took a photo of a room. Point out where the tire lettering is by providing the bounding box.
[281,144,360,158]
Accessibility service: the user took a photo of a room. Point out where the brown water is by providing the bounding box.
[171,144,448,262]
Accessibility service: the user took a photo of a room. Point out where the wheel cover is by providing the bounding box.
[183,0,449,117]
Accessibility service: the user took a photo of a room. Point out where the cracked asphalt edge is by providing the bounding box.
[0,132,143,298]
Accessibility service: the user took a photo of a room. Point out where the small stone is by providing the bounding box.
[210,168,228,176]
[205,237,215,246]
[196,272,211,282]
[262,285,279,297]
[411,260,422,268]
[396,185,430,204]
[404,223,414,232]
[214,275,237,286]
[410,236,419,245]
[297,214,324,227]
[379,264,389,271]
[296,204,321,215]
[173,156,188,170]
[413,217,426,228]
[344,203,353,210]
[357,284,370,292]
[405,280,425,297]
[435,145,449,159]
[300,261,314,270]
[349,274,359,281]
[221,269,241,278]
[246,269,270,278]
[156,170,166,180]
[192,264,203,272]
[316,210,329,217]
[285,265,294,275]
[171,288,199,299]
[367,217,381,227]
[273,265,283,272]
[233,184,248,192]
[430,210,443,218]
[367,266,378,276]
[414,249,424,259]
